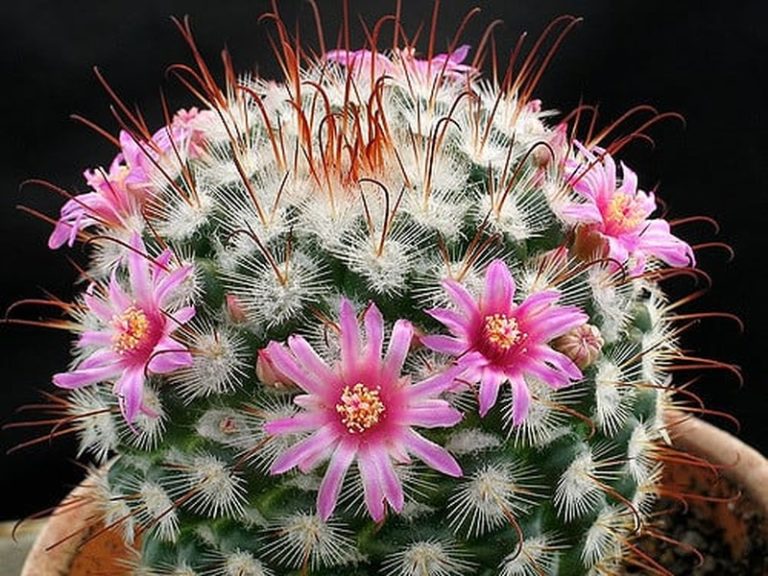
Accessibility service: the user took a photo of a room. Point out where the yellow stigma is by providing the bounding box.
[336,383,386,434]
[484,313,524,351]
[605,192,644,232]
[112,307,150,353]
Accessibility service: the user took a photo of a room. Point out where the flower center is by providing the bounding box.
[336,383,386,434]
[604,192,645,233]
[112,307,150,354]
[483,313,525,351]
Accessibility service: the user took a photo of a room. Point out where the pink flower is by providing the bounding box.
[562,146,695,274]
[263,299,463,521]
[53,234,195,423]
[325,45,474,87]
[48,109,211,250]
[397,44,475,83]
[422,260,588,425]
[48,158,137,249]
[324,48,394,78]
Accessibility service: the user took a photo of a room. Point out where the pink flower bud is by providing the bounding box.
[256,348,295,390]
[534,122,568,168]
[572,224,609,262]
[225,294,248,324]
[552,323,604,369]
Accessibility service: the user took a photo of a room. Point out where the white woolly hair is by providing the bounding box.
[261,512,359,570]
[168,320,248,403]
[67,387,119,462]
[498,533,564,576]
[554,443,620,522]
[199,549,274,576]
[381,539,476,576]
[127,477,180,543]
[223,246,329,331]
[592,345,643,438]
[581,505,633,567]
[507,378,586,447]
[163,452,247,520]
[448,461,544,538]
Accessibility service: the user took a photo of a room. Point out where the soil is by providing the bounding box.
[624,462,768,575]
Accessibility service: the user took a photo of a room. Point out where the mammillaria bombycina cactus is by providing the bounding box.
[10,5,739,575]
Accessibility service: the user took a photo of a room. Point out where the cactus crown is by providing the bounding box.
[16,6,730,576]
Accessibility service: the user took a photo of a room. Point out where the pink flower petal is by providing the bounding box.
[154,265,194,306]
[48,218,78,249]
[371,449,404,514]
[108,274,131,311]
[167,306,196,328]
[604,235,631,265]
[288,335,338,391]
[384,319,413,379]
[127,233,152,305]
[514,290,560,319]
[265,341,325,396]
[561,202,603,224]
[358,452,386,521]
[618,162,638,197]
[509,374,532,426]
[442,279,480,320]
[403,399,463,428]
[448,44,471,64]
[364,304,384,365]
[406,430,462,478]
[522,357,573,389]
[478,368,505,416]
[339,298,361,374]
[317,442,357,521]
[426,308,467,335]
[420,334,467,356]
[265,411,330,436]
[407,366,461,400]
[482,260,515,312]
[270,425,337,475]
[638,219,695,268]
[78,330,113,347]
[147,337,193,373]
[535,346,583,381]
[53,363,122,389]
[115,366,145,424]
[154,249,174,271]
[526,306,588,342]
[83,291,114,322]
[298,440,336,473]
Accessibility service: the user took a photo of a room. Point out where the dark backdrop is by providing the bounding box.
[1,0,765,521]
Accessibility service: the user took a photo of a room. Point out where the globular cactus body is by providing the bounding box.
[22,8,717,576]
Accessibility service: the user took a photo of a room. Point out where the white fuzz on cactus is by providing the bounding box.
[9,4,741,576]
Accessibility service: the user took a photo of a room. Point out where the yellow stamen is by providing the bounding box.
[605,192,644,232]
[484,313,525,351]
[336,383,386,434]
[112,307,149,353]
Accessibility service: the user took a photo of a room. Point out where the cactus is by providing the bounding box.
[13,7,736,576]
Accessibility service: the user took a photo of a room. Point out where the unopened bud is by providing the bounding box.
[225,294,248,324]
[256,348,295,390]
[572,225,609,262]
[553,323,604,369]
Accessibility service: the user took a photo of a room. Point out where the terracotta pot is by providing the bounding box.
[21,478,137,576]
[21,413,768,575]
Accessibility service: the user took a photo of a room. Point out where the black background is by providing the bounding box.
[1,1,765,521]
